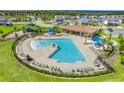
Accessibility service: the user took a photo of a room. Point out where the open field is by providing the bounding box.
[0,40,124,81]
[0,23,41,37]
[0,26,15,37]
[12,22,31,25]
[0,25,24,37]
[120,23,124,26]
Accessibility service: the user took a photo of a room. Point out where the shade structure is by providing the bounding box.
[92,37,103,43]
[61,25,96,34]
[47,28,54,33]
[24,28,38,33]
[25,23,35,26]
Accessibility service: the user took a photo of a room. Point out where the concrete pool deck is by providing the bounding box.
[16,34,106,73]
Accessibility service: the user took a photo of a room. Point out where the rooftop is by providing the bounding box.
[61,25,96,34]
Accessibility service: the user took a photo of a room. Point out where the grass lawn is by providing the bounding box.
[101,32,109,37]
[119,23,124,26]
[0,24,41,37]
[0,40,124,81]
[0,26,14,37]
[0,25,24,37]
[12,22,31,25]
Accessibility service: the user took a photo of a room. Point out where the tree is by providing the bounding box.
[15,33,18,39]
[120,52,124,65]
[36,25,42,33]
[102,39,107,51]
[14,26,17,31]
[94,28,103,37]
[0,30,3,34]
[38,26,42,33]
[52,26,62,33]
[26,55,33,61]
[22,26,27,34]
[108,28,113,42]
[22,26,25,31]
[118,34,124,51]
[75,21,78,25]
[118,34,124,45]
[118,34,124,65]
[29,17,32,22]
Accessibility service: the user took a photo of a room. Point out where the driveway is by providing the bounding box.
[35,18,53,27]
[101,26,124,37]
[111,30,124,36]
[105,30,124,37]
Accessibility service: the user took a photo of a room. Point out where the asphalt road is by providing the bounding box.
[111,30,124,36]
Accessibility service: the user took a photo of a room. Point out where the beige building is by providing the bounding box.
[61,25,96,38]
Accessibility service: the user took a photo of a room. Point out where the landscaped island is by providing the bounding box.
[0,10,124,81]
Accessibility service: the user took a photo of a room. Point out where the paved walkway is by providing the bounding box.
[5,30,24,39]
[111,30,124,36]
[16,35,106,73]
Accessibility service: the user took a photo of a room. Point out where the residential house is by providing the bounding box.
[103,19,122,25]
[0,16,12,26]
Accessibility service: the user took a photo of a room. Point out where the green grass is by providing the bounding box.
[0,40,124,81]
[0,24,41,37]
[0,26,15,37]
[119,23,124,26]
[12,22,31,25]
[0,25,24,37]
[111,37,119,42]
[101,32,109,37]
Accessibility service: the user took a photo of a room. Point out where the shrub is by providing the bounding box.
[26,55,33,61]
[0,30,3,34]
[106,46,116,57]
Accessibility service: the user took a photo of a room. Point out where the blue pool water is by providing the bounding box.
[92,37,103,43]
[36,38,85,63]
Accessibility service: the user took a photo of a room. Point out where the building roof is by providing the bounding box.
[25,23,35,26]
[61,25,96,34]
[0,20,8,22]
[0,16,5,20]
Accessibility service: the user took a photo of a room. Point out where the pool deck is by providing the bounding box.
[16,34,106,73]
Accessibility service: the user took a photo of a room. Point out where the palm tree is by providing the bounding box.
[22,26,26,34]
[94,28,103,38]
[118,34,124,52]
[108,28,113,42]
[15,33,18,39]
[118,34,124,46]
[39,26,42,33]
[102,39,107,51]
[120,53,124,64]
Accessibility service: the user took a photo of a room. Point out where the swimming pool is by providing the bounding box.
[92,37,103,43]
[36,38,85,63]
